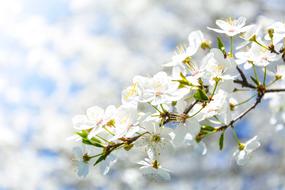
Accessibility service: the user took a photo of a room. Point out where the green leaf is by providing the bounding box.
[217,36,227,56]
[250,76,259,86]
[82,139,93,145]
[76,130,88,138]
[82,138,104,147]
[173,72,193,88]
[194,89,208,101]
[201,125,215,132]
[219,132,225,150]
[90,137,102,144]
[93,155,106,166]
[92,142,105,148]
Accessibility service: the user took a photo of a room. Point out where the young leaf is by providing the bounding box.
[201,125,215,132]
[82,139,93,145]
[217,36,227,56]
[76,130,88,138]
[219,132,225,150]
[91,137,102,144]
[93,155,106,166]
[194,89,208,101]
[82,138,104,147]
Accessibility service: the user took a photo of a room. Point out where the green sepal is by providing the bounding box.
[93,154,106,166]
[82,138,104,148]
[201,125,216,132]
[76,130,88,138]
[219,132,225,150]
[173,72,192,88]
[194,89,208,101]
[217,36,227,56]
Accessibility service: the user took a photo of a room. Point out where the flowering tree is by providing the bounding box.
[70,17,285,180]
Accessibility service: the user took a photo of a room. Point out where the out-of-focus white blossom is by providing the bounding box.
[233,136,261,165]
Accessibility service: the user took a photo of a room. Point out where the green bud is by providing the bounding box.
[123,143,134,151]
[268,28,274,40]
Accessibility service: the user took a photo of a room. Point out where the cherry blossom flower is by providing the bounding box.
[109,105,141,140]
[207,17,252,36]
[137,121,173,158]
[138,150,170,181]
[164,30,208,68]
[170,118,200,148]
[265,22,285,45]
[233,136,261,165]
[236,43,280,69]
[73,146,118,177]
[205,48,236,84]
[135,72,188,105]
[73,146,91,177]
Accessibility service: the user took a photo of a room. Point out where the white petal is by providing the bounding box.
[77,162,89,177]
[101,156,117,175]
[73,146,83,159]
[237,17,246,27]
[207,27,226,34]
[196,141,207,155]
[187,30,203,55]
[186,118,200,136]
[246,136,261,152]
[244,62,252,70]
[216,20,230,30]
[157,169,171,181]
[86,106,104,121]
[236,150,249,166]
[72,115,93,130]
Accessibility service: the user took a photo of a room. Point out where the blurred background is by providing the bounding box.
[0,0,285,189]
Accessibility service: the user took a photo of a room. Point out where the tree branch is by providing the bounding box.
[233,66,256,89]
[183,100,199,114]
[265,88,285,93]
[217,93,264,131]
[233,79,256,89]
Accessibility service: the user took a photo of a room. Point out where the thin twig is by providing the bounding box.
[265,88,285,93]
[234,66,256,89]
[217,93,264,131]
[236,66,248,84]
[183,100,199,114]
[233,79,256,89]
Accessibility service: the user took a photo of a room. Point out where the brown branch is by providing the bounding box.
[233,66,256,89]
[265,88,285,93]
[233,79,256,89]
[183,100,199,114]
[217,93,264,131]
[236,66,248,84]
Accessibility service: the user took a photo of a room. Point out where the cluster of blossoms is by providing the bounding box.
[70,17,285,180]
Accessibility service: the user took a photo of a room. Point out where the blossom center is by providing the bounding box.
[151,135,161,143]
[152,160,160,169]
[238,143,245,150]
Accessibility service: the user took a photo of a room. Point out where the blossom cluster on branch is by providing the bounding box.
[70,17,285,180]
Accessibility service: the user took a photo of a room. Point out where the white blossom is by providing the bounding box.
[137,121,173,158]
[208,17,252,36]
[233,136,261,165]
[135,72,188,105]
[236,43,280,69]
[138,150,171,181]
[164,30,207,68]
[265,22,285,45]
